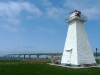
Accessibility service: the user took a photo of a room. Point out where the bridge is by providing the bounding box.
[6,53,62,60]
[6,52,100,60]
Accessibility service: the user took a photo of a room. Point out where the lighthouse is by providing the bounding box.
[61,10,96,66]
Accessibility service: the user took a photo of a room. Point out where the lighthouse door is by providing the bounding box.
[66,50,72,64]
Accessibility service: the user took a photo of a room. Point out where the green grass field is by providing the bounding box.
[0,60,100,75]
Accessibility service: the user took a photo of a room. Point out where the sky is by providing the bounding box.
[0,0,100,56]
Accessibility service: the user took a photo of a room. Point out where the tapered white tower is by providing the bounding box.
[61,10,96,66]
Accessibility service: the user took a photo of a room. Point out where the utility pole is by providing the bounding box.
[96,48,98,60]
[96,48,99,64]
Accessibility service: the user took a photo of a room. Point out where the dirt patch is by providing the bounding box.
[0,62,18,65]
[22,58,51,63]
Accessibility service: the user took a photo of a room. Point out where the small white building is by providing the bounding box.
[61,10,96,66]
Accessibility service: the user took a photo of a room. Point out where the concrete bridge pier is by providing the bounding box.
[8,55,10,58]
[10,55,12,58]
[29,55,31,60]
[7,54,10,58]
[24,55,26,59]
[13,55,15,58]
[18,55,21,59]
[37,55,39,60]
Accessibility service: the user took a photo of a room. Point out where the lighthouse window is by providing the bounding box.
[76,12,81,17]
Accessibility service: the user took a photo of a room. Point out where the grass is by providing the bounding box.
[0,60,100,75]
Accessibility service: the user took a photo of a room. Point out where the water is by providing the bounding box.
[0,55,51,60]
[0,56,100,60]
[95,56,100,59]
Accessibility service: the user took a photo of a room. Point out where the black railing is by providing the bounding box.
[65,15,87,22]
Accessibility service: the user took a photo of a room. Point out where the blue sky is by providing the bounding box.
[0,0,100,56]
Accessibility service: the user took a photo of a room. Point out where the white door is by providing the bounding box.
[66,51,71,64]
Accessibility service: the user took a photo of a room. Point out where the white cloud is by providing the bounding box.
[82,7,100,19]
[40,0,52,7]
[21,2,43,17]
[40,0,100,20]
[37,27,56,34]
[3,24,19,32]
[14,35,22,39]
[0,1,42,33]
[46,7,66,19]
[64,0,100,20]
[0,1,42,24]
[26,16,33,20]
[40,0,68,21]
[2,24,25,32]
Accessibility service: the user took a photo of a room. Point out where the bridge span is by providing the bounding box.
[6,52,100,60]
[6,53,62,60]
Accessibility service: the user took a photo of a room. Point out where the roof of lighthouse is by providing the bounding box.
[70,10,81,14]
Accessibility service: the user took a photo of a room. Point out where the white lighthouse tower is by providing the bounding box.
[61,10,96,66]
